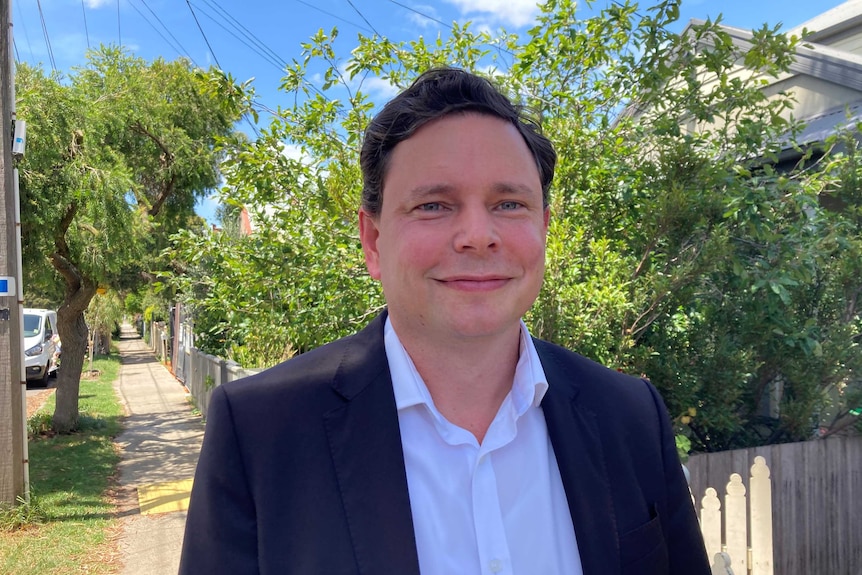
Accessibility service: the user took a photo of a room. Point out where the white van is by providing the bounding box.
[23,308,59,386]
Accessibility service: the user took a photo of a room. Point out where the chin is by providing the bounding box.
[445,314,520,340]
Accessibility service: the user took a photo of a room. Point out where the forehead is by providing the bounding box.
[385,112,538,178]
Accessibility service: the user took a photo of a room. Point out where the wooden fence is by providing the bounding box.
[688,436,862,575]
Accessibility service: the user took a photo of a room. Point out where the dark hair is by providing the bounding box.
[359,67,556,215]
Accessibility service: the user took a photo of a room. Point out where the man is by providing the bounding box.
[179,68,710,575]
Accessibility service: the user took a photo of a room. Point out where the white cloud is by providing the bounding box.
[84,0,113,8]
[333,63,401,101]
[361,75,400,101]
[444,0,540,28]
[280,142,307,162]
[407,4,442,29]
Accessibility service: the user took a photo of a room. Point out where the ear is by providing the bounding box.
[358,208,382,280]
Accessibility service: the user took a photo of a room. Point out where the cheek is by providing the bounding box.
[511,223,548,261]
[387,227,441,270]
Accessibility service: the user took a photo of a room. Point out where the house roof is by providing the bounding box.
[685,19,862,92]
[778,99,862,151]
[616,2,862,137]
[790,0,862,42]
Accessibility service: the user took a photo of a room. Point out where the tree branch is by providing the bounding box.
[131,121,174,165]
[632,238,656,280]
[130,121,178,217]
[51,202,80,290]
[149,174,177,217]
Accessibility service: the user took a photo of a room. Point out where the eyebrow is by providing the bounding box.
[404,181,538,202]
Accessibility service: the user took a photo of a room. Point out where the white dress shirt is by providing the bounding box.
[385,318,583,575]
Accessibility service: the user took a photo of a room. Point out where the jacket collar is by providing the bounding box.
[537,340,621,575]
[324,310,421,575]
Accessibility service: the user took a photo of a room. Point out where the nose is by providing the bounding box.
[453,205,499,253]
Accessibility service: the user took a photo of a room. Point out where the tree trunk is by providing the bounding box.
[52,285,96,434]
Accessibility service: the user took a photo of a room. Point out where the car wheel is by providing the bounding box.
[36,362,50,388]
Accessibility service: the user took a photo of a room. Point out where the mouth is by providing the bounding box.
[436,276,511,291]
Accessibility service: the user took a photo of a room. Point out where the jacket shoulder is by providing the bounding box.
[217,312,388,410]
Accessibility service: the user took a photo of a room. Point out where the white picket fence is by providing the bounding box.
[698,456,773,575]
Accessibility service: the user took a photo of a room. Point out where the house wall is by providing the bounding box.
[763,74,862,120]
[817,27,862,55]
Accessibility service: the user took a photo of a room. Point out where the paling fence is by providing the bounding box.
[183,349,259,417]
[143,307,259,418]
[696,456,773,575]
[688,436,862,575]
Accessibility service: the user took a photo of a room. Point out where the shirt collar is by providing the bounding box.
[385,317,549,415]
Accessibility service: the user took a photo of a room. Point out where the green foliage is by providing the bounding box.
[26,412,53,439]
[17,46,242,432]
[0,356,121,573]
[167,1,860,452]
[124,291,143,316]
[87,291,124,337]
[675,435,692,463]
[0,495,47,532]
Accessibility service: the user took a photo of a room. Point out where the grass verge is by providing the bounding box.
[0,353,124,574]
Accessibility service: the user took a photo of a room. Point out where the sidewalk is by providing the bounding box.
[113,323,204,575]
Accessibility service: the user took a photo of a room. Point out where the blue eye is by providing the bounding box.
[499,201,522,210]
[418,203,442,211]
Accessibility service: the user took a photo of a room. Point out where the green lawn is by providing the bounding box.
[0,354,124,574]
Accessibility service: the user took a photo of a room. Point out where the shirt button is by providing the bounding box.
[489,559,503,573]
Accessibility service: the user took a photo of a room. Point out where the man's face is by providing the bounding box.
[359,113,550,346]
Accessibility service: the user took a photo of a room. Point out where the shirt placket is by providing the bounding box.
[472,446,512,575]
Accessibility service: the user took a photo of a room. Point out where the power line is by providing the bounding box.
[186,0,351,124]
[34,0,56,71]
[293,0,372,34]
[191,2,284,72]
[117,0,122,46]
[81,0,90,50]
[384,0,449,28]
[128,0,197,66]
[345,0,380,37]
[186,0,221,68]
[198,0,287,69]
[12,37,20,63]
[13,0,34,64]
[382,0,517,60]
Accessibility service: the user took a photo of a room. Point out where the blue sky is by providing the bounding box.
[11,0,850,222]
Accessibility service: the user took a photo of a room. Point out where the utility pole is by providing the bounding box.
[0,0,26,505]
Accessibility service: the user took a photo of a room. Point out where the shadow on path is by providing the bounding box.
[113,323,203,575]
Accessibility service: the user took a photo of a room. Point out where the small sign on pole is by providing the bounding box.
[0,276,15,296]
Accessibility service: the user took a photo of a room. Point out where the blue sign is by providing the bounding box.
[0,277,14,296]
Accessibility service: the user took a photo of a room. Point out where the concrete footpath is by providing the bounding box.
[113,323,204,575]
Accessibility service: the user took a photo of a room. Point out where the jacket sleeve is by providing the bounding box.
[179,385,259,575]
[645,380,712,574]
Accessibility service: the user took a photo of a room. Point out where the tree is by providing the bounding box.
[16,47,241,433]
[169,0,860,451]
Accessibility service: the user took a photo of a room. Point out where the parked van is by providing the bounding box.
[23,308,59,386]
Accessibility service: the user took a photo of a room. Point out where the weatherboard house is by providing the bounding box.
[696,0,862,167]
[621,0,862,165]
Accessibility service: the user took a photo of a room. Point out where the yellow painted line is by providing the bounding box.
[137,478,194,515]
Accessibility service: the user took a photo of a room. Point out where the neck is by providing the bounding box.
[395,324,522,444]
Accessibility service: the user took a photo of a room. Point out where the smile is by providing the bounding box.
[436,277,511,291]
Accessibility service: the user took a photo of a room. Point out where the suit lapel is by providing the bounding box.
[324,313,420,575]
[537,342,621,575]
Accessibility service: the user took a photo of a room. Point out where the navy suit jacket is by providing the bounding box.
[180,312,710,574]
